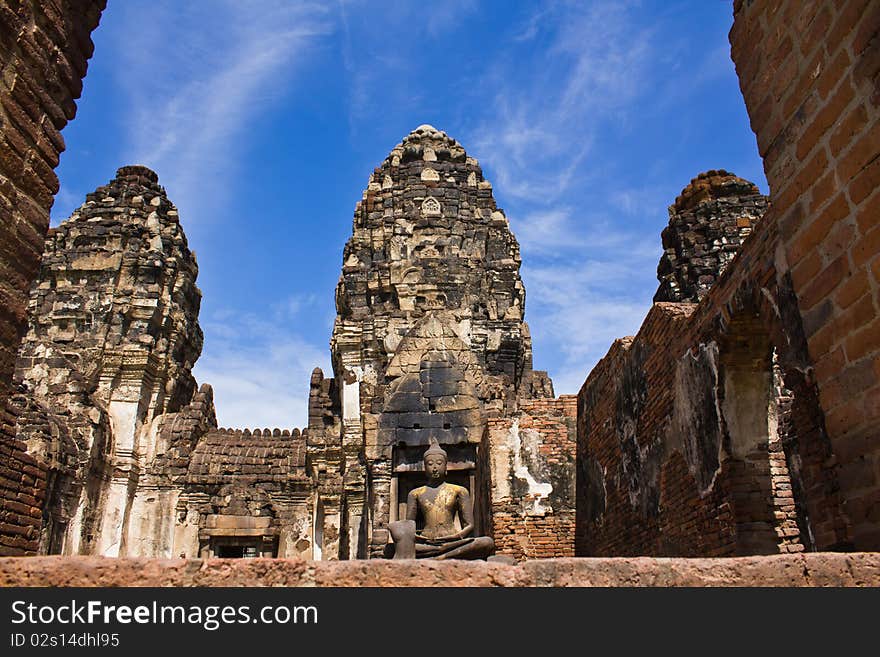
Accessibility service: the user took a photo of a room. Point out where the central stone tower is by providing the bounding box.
[311,125,553,558]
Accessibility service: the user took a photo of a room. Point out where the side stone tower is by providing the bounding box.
[12,165,206,555]
[654,170,769,303]
[310,125,559,559]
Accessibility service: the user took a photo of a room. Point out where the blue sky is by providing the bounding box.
[52,0,767,429]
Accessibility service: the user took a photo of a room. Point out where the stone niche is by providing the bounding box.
[200,515,277,558]
[379,351,484,447]
[378,351,489,540]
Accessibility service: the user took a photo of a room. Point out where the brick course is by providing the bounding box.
[732,0,880,549]
[0,0,104,555]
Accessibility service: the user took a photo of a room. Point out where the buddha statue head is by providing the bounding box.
[423,438,448,484]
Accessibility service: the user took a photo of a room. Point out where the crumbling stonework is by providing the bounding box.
[10,167,319,559]
[655,170,769,303]
[577,164,851,556]
[176,426,313,559]
[9,129,575,563]
[577,291,815,556]
[12,165,205,556]
[313,124,573,560]
[0,0,105,556]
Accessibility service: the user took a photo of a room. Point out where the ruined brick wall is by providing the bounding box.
[577,305,748,557]
[578,171,847,556]
[149,383,218,489]
[655,170,769,303]
[489,396,576,560]
[0,415,45,555]
[0,0,105,556]
[730,0,880,550]
[576,0,878,557]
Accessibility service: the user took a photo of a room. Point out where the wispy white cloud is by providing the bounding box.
[512,206,662,260]
[512,5,551,43]
[193,300,331,429]
[511,208,585,253]
[524,251,658,395]
[111,1,333,225]
[470,0,654,202]
[457,1,674,394]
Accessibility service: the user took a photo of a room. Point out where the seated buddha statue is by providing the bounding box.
[388,438,495,560]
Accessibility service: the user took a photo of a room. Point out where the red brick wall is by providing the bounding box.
[577,304,746,557]
[576,0,877,557]
[0,0,105,555]
[490,396,577,560]
[0,412,45,555]
[731,0,880,549]
[577,200,847,555]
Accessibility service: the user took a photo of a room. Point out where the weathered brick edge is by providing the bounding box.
[0,0,106,555]
[0,553,878,587]
[576,0,880,557]
[731,0,880,548]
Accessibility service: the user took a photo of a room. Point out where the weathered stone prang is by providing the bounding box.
[12,165,206,557]
[655,170,769,303]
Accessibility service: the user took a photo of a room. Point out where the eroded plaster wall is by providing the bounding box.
[489,396,577,560]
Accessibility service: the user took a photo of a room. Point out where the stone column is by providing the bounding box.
[94,351,158,556]
[338,349,368,559]
[368,461,391,558]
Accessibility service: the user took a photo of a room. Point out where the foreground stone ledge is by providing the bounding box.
[1,553,878,587]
